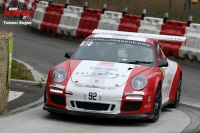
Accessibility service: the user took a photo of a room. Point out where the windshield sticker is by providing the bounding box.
[80,41,93,46]
[86,38,152,47]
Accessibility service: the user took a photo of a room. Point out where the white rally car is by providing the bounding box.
[43,29,186,122]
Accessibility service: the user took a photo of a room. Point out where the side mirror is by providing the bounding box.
[65,52,74,58]
[158,59,168,67]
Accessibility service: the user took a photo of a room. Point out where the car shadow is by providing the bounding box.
[42,107,175,126]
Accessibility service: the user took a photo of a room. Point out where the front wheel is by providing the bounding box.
[171,75,182,108]
[149,86,162,123]
[44,85,47,103]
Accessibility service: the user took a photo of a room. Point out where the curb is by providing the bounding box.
[11,79,46,87]
[0,96,44,118]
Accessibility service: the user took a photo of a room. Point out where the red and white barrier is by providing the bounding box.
[138,17,163,34]
[179,23,200,61]
[31,1,48,30]
[57,6,83,36]
[97,11,122,31]
[118,14,141,32]
[76,8,102,38]
[3,0,196,61]
[40,3,65,34]
[160,20,187,57]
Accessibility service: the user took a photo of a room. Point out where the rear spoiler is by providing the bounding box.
[92,29,187,42]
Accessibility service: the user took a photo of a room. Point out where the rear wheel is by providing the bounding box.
[149,86,162,123]
[171,75,182,108]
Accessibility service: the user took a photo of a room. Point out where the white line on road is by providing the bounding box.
[8,91,24,102]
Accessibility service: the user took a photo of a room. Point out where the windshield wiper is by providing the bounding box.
[119,60,153,64]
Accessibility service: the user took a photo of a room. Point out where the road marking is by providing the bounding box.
[8,91,24,102]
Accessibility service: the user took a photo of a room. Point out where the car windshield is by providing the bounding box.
[71,38,155,66]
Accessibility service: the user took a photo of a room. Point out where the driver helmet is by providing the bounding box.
[95,42,111,60]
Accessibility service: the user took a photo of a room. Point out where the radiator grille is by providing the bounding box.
[75,101,110,111]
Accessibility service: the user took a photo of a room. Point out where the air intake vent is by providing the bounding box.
[50,94,66,106]
[121,102,142,111]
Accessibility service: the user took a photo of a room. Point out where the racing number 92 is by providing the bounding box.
[88,92,97,100]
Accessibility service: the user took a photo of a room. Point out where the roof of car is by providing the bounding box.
[93,34,148,41]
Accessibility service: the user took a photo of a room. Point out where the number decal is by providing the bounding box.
[85,89,101,101]
[88,92,97,100]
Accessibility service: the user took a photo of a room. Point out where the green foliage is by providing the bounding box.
[11,60,35,81]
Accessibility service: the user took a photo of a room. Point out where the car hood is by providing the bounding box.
[69,60,151,88]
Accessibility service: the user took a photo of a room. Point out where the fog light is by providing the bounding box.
[126,95,143,100]
[50,87,63,93]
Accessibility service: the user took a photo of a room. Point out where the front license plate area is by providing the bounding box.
[85,89,102,102]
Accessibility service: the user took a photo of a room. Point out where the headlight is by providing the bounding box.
[131,75,148,90]
[52,68,67,83]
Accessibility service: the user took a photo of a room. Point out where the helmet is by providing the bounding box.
[127,45,152,62]
[95,42,111,60]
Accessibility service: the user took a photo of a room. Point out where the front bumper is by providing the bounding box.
[43,104,154,120]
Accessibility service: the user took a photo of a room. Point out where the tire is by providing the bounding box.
[44,86,47,103]
[149,85,162,123]
[171,75,182,108]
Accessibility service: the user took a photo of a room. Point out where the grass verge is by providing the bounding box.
[11,59,35,81]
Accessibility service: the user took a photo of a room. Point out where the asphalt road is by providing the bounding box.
[0,15,200,133]
[0,104,191,133]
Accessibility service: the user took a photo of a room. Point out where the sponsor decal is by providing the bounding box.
[99,62,114,67]
[80,41,93,46]
[2,8,32,25]
[75,72,125,79]
[124,91,144,95]
[162,86,168,96]
[147,72,161,79]
[144,103,151,108]
[90,61,116,71]
[2,8,32,18]
[90,66,118,71]
[159,68,165,75]
[167,79,172,84]
[170,70,173,75]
